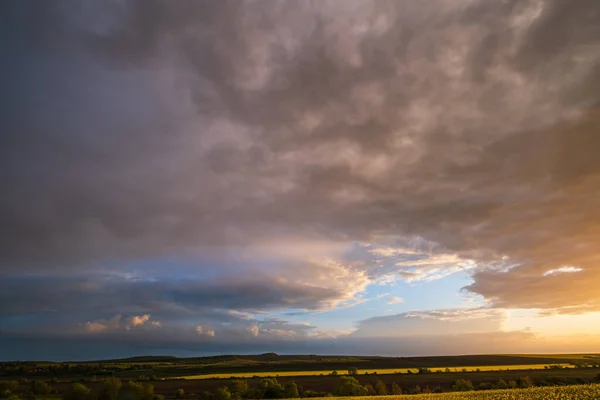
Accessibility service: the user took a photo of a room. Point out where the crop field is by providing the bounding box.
[176,364,573,379]
[310,384,600,399]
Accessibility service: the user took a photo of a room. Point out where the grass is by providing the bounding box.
[308,384,600,399]
[176,364,573,379]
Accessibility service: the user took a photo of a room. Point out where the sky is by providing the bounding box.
[1,0,600,361]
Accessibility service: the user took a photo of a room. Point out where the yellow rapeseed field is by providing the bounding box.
[177,364,572,379]
[309,384,600,400]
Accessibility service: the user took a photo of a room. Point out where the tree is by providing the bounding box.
[284,382,299,398]
[99,378,122,400]
[493,379,508,389]
[118,382,143,400]
[214,387,231,400]
[64,383,93,400]
[334,377,367,396]
[516,377,534,388]
[375,381,387,396]
[32,381,52,395]
[330,371,338,376]
[452,379,474,392]
[391,383,402,395]
[258,378,284,399]
[175,389,185,399]
[225,380,248,398]
[347,367,358,376]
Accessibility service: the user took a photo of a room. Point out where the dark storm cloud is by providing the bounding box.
[1,0,600,320]
[0,272,346,319]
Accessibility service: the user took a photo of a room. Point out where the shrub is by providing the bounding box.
[214,387,231,400]
[118,382,145,400]
[175,389,185,399]
[225,380,248,397]
[375,380,387,395]
[258,378,284,399]
[32,381,52,395]
[284,382,299,398]
[364,384,375,396]
[334,377,367,396]
[391,383,402,395]
[452,379,474,392]
[64,383,93,400]
[99,378,122,400]
[516,376,534,388]
[493,379,508,389]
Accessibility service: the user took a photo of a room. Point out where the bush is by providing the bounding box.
[213,387,230,400]
[391,383,402,395]
[334,377,367,396]
[118,382,150,400]
[32,381,52,395]
[516,376,534,388]
[452,379,474,392]
[284,382,299,398]
[225,380,248,397]
[364,384,375,396]
[347,367,358,376]
[175,389,185,399]
[99,378,122,400]
[64,383,93,400]
[258,378,284,399]
[375,380,387,396]
[493,379,508,389]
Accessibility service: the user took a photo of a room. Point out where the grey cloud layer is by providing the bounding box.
[1,0,600,320]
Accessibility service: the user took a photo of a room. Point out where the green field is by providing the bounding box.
[310,384,600,399]
[177,363,573,379]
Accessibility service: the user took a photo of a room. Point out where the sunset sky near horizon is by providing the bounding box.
[1,0,600,361]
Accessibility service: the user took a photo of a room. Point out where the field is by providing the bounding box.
[2,354,600,398]
[311,384,600,399]
[177,364,574,379]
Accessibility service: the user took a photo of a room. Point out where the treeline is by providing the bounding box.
[2,373,600,399]
[0,364,166,378]
[1,378,161,400]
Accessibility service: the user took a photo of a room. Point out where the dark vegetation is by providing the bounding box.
[1,354,600,398]
[2,354,600,378]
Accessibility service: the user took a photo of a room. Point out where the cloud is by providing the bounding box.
[84,315,122,333]
[83,314,160,333]
[352,308,507,337]
[542,266,583,277]
[126,315,151,329]
[195,326,215,337]
[387,296,403,305]
[1,0,600,362]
